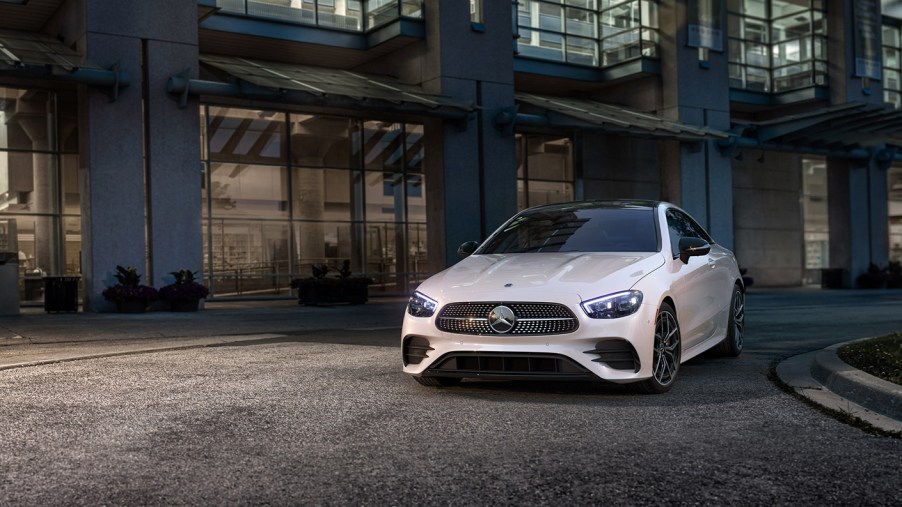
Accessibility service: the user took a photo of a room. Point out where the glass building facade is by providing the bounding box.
[515,0,659,67]
[516,133,575,210]
[201,106,427,297]
[0,86,81,303]
[216,0,423,31]
[728,0,827,92]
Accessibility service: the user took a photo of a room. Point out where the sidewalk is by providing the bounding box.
[0,298,408,369]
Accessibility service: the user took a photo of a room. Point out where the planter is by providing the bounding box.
[168,299,200,312]
[116,299,148,313]
[295,277,370,305]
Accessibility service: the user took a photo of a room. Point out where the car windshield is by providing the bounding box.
[478,206,658,254]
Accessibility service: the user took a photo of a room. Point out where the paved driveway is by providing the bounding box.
[0,290,900,505]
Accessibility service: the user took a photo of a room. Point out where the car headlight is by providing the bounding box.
[407,291,438,318]
[581,290,643,319]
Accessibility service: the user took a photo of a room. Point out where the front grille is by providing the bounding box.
[427,352,594,380]
[436,302,578,335]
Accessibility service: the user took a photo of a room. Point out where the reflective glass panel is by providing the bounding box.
[0,88,51,151]
[404,124,424,172]
[567,35,599,65]
[363,121,403,171]
[208,107,286,164]
[292,168,352,222]
[208,163,289,218]
[291,115,356,169]
[318,0,362,30]
[566,7,597,37]
[205,219,291,297]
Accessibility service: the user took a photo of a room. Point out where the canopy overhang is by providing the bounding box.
[504,93,731,142]
[167,54,474,121]
[718,102,902,163]
[0,28,129,96]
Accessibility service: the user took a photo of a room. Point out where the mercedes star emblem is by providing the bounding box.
[488,305,516,334]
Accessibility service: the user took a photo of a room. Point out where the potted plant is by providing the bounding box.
[856,263,888,289]
[159,269,209,312]
[102,265,158,313]
[887,261,902,289]
[290,260,372,305]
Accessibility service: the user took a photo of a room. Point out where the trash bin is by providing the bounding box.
[0,218,19,315]
[0,251,19,315]
[44,276,80,312]
[821,268,845,289]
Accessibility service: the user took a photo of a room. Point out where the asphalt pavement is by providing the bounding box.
[0,290,900,433]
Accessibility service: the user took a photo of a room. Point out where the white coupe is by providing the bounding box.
[401,200,745,393]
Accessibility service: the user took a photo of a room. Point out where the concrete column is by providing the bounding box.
[828,157,890,287]
[73,0,200,310]
[145,38,202,288]
[77,34,146,312]
[421,0,517,267]
[824,0,889,286]
[658,1,734,249]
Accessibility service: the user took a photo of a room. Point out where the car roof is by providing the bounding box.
[522,199,664,213]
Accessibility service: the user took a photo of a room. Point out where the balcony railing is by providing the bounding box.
[216,0,423,32]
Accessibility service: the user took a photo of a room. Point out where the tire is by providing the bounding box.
[635,302,681,394]
[716,285,744,357]
[413,376,462,387]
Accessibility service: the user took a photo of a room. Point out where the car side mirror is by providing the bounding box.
[457,241,479,259]
[678,237,710,264]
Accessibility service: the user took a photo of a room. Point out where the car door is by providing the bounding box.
[664,209,721,350]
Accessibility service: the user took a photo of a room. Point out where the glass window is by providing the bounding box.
[0,85,79,297]
[728,0,826,93]
[291,115,356,169]
[208,107,286,164]
[516,134,575,210]
[888,166,902,263]
[470,0,483,24]
[884,24,902,108]
[666,209,711,257]
[208,163,289,218]
[216,0,418,30]
[802,158,829,283]
[202,106,426,296]
[516,0,659,69]
[480,205,658,254]
[205,219,291,297]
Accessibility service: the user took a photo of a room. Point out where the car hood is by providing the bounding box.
[418,252,665,303]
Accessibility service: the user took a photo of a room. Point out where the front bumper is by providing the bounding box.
[401,299,659,384]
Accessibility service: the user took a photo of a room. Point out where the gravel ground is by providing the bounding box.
[1,330,900,505]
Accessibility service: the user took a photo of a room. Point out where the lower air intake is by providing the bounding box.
[427,352,595,381]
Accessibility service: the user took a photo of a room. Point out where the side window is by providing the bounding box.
[666,210,708,257]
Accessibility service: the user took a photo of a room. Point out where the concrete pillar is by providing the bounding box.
[824,0,889,286]
[74,0,200,310]
[422,0,517,267]
[828,157,890,287]
[658,1,734,249]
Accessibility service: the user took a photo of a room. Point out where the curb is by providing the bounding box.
[810,341,902,421]
[775,340,902,434]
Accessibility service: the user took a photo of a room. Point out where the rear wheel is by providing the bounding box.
[636,303,681,394]
[716,285,744,357]
[413,376,462,387]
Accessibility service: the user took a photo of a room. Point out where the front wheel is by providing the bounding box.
[716,285,744,357]
[636,303,681,394]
